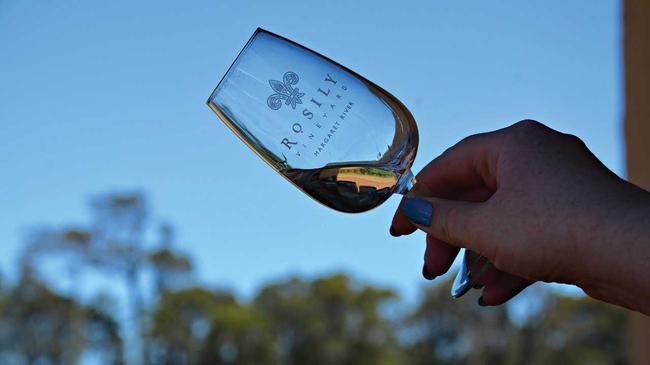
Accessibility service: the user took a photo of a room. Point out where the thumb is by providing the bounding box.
[400,196,487,250]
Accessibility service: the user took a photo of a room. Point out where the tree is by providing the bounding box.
[21,191,194,365]
[516,295,628,365]
[403,278,515,365]
[20,226,92,298]
[404,278,629,365]
[148,287,276,365]
[149,224,193,295]
[195,295,277,365]
[88,192,149,365]
[0,266,122,365]
[253,274,402,365]
[13,191,630,365]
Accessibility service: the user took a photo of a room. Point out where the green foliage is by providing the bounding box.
[149,288,276,365]
[147,276,403,365]
[0,268,630,365]
[6,192,630,365]
[0,270,122,365]
[253,275,402,365]
[149,248,193,294]
[21,192,194,365]
[521,295,629,365]
[404,280,629,365]
[403,279,516,365]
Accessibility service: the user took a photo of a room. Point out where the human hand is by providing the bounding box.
[391,120,650,313]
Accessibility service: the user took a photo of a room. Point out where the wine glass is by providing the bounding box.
[207,28,489,298]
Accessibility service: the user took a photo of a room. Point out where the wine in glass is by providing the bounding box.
[207,28,488,297]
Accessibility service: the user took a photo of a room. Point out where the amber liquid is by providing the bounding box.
[282,163,408,213]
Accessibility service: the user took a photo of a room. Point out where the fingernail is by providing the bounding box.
[422,264,436,280]
[401,197,433,226]
[478,297,487,307]
[389,226,399,237]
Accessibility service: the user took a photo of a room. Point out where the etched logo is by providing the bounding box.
[267,71,304,110]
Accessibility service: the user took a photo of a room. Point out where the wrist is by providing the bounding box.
[575,181,650,314]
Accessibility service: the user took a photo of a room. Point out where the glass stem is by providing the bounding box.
[395,168,416,196]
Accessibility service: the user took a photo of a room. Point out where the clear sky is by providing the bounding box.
[0,1,621,301]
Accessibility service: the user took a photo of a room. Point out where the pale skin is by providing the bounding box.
[391,120,650,315]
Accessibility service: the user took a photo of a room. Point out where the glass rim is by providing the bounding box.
[206,27,393,106]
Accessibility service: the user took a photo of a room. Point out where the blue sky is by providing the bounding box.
[0,0,621,301]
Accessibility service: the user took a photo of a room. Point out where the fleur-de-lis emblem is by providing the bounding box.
[267,71,305,110]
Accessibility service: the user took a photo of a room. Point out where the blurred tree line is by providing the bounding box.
[0,192,629,365]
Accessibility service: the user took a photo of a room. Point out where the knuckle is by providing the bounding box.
[562,132,586,148]
[446,205,461,236]
[459,133,478,144]
[513,119,544,130]
[439,144,456,160]
[511,120,546,138]
[507,120,549,146]
[442,133,487,159]
[491,254,507,272]
[457,133,484,148]
[431,204,451,242]
[443,133,479,156]
[436,204,463,244]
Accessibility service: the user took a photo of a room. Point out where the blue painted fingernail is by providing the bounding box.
[401,197,433,226]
